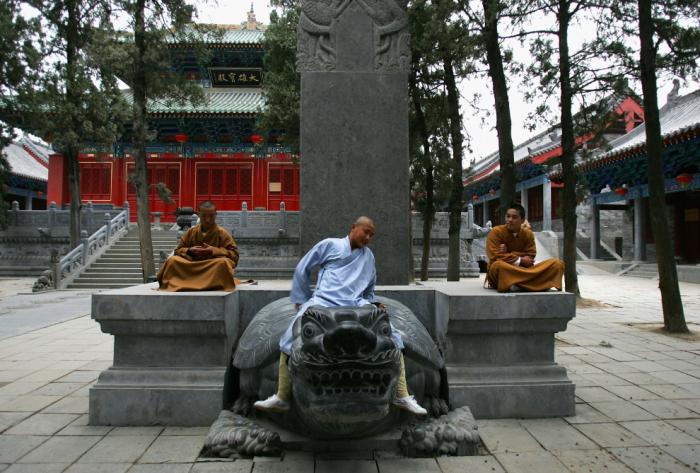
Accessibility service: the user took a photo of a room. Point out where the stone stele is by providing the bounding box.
[298,0,412,285]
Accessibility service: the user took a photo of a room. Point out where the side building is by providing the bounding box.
[47,10,300,222]
[2,136,51,210]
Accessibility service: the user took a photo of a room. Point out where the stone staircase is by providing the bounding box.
[622,263,659,279]
[575,236,618,261]
[67,228,178,289]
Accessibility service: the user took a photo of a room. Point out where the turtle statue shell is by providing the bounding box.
[230,296,449,439]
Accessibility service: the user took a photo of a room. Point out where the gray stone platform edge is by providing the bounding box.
[89,282,576,426]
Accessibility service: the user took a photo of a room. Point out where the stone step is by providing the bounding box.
[72,277,144,284]
[67,282,137,289]
[625,271,658,278]
[78,272,148,279]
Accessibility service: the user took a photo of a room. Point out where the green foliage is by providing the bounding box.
[0,0,42,228]
[259,1,301,151]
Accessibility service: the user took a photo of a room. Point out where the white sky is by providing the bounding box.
[198,1,692,164]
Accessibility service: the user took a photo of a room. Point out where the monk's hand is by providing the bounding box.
[520,255,534,267]
[499,244,507,253]
[294,303,301,311]
[200,243,214,258]
[189,245,211,260]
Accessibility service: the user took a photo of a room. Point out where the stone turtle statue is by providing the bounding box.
[205,296,479,458]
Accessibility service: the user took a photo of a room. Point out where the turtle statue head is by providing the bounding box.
[288,305,401,436]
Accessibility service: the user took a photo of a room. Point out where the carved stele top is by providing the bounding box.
[298,0,410,73]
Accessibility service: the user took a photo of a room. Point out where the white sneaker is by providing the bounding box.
[393,395,428,415]
[254,394,290,413]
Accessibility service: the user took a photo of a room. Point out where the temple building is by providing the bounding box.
[579,88,700,265]
[2,136,51,210]
[464,87,700,269]
[464,95,644,231]
[47,7,300,222]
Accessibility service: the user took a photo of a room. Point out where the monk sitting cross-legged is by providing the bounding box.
[157,201,239,292]
[486,203,565,293]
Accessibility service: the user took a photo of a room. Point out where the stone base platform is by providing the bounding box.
[89,280,575,426]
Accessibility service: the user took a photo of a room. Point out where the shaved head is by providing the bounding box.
[354,216,375,228]
[199,200,216,211]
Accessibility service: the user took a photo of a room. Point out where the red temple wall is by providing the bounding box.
[58,153,300,221]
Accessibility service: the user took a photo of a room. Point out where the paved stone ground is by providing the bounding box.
[0,274,698,472]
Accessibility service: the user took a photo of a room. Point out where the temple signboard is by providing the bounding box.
[209,68,262,87]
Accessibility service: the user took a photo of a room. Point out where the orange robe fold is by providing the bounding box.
[486,224,564,293]
[157,224,239,292]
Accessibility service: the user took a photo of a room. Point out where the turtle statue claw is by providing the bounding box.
[204,296,479,458]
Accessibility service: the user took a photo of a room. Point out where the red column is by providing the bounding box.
[182,158,195,209]
[47,153,69,206]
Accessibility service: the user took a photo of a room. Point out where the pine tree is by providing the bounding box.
[0,0,41,228]
[112,0,211,281]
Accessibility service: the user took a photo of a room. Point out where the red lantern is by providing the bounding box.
[250,134,264,145]
[472,195,479,201]
[676,173,693,188]
[37,191,43,197]
[174,134,188,143]
[614,186,628,196]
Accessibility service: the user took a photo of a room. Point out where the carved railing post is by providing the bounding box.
[241,202,248,227]
[467,203,474,230]
[153,212,162,230]
[10,201,19,226]
[104,213,112,240]
[80,230,89,265]
[50,248,60,289]
[48,201,57,232]
[123,201,130,226]
[279,202,287,236]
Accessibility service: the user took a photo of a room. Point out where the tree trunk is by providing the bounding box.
[133,0,155,281]
[443,55,464,281]
[557,1,579,296]
[637,0,687,332]
[481,0,516,218]
[66,0,81,248]
[66,146,81,248]
[409,69,435,281]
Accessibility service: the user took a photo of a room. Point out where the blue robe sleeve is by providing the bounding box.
[290,239,333,305]
[361,252,376,303]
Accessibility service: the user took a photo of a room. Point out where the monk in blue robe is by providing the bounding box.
[254,216,427,415]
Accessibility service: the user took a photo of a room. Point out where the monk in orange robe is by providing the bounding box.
[157,201,239,292]
[486,203,564,293]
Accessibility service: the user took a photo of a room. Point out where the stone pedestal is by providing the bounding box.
[90,281,575,426]
[427,282,576,418]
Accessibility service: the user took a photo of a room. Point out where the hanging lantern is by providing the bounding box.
[489,188,496,196]
[37,191,44,197]
[250,134,264,145]
[614,186,628,196]
[174,134,188,143]
[676,173,693,188]
[472,195,479,202]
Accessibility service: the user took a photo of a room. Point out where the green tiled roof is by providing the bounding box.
[122,89,265,116]
[166,26,264,46]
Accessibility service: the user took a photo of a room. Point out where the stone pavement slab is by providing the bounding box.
[16,435,101,464]
[138,435,205,463]
[553,449,635,473]
[608,446,696,473]
[375,458,441,473]
[631,399,699,419]
[573,422,651,448]
[659,444,700,471]
[315,460,377,473]
[189,461,253,473]
[589,401,658,421]
[78,435,157,463]
[64,464,132,473]
[3,463,69,473]
[127,464,192,473]
[619,420,700,446]
[519,418,598,451]
[0,435,48,463]
[494,451,568,473]
[5,413,78,435]
[437,456,506,473]
[250,460,314,472]
[477,420,543,453]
